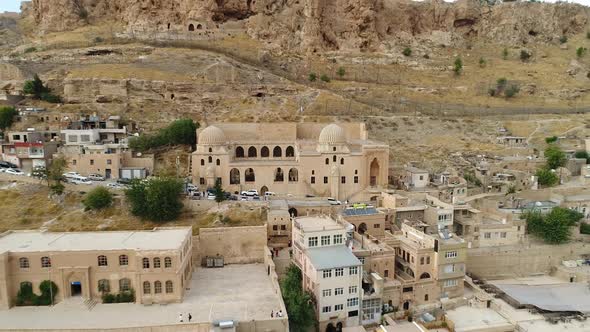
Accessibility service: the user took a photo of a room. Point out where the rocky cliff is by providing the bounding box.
[28,0,590,52]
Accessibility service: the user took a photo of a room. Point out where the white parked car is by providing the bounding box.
[70,176,92,185]
[207,193,216,200]
[106,183,125,189]
[327,197,342,205]
[241,189,259,197]
[88,173,105,181]
[63,171,81,179]
[5,168,25,176]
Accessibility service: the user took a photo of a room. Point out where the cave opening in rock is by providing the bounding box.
[188,24,195,31]
[197,23,203,30]
[528,30,538,36]
[170,93,175,100]
[167,23,170,30]
[453,18,475,28]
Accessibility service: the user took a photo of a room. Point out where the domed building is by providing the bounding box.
[191,122,389,201]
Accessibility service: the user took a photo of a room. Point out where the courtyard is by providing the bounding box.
[0,264,284,330]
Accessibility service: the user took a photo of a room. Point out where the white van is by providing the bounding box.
[70,175,92,185]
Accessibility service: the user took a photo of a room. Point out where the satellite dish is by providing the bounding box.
[137,152,142,157]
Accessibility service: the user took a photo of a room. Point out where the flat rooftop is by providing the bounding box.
[307,245,361,270]
[0,264,285,329]
[446,306,513,332]
[342,207,381,216]
[294,216,342,232]
[0,228,191,253]
[492,282,590,313]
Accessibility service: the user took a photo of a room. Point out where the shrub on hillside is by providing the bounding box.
[129,119,198,152]
[83,187,113,210]
[519,50,531,62]
[402,47,412,57]
[320,74,330,82]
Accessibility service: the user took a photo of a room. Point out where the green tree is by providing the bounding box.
[83,187,113,210]
[502,48,509,60]
[336,67,345,78]
[37,280,58,305]
[402,47,412,56]
[161,118,198,146]
[213,179,225,206]
[544,145,566,170]
[308,73,317,82]
[574,150,590,164]
[453,57,463,76]
[23,74,48,99]
[523,207,582,244]
[47,156,67,195]
[535,168,558,187]
[281,264,316,332]
[125,177,184,222]
[0,107,18,132]
[576,47,587,58]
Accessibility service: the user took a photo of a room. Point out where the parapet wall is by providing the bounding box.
[193,225,267,265]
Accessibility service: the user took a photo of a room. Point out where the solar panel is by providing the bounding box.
[343,207,378,216]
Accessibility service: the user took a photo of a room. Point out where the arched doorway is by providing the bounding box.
[230,168,240,184]
[358,223,368,234]
[188,24,195,31]
[326,323,336,332]
[370,158,380,186]
[288,208,298,217]
[197,23,203,30]
[336,322,343,332]
[260,186,269,196]
[403,301,410,310]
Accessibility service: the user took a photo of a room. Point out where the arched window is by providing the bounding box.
[119,255,128,266]
[19,257,29,269]
[154,281,162,294]
[235,146,244,158]
[248,146,257,158]
[154,257,161,268]
[98,255,108,266]
[201,159,205,166]
[419,272,431,280]
[245,168,255,182]
[425,294,429,301]
[340,158,344,165]
[216,159,220,166]
[165,280,174,293]
[41,256,51,268]
[188,24,195,31]
[274,168,284,182]
[286,146,295,157]
[333,155,337,162]
[261,146,270,157]
[208,156,212,163]
[143,281,151,294]
[230,168,240,184]
[289,168,299,182]
[142,258,150,269]
[273,146,282,157]
[98,279,110,293]
[119,278,131,292]
[208,148,212,153]
[164,257,172,268]
[325,158,329,165]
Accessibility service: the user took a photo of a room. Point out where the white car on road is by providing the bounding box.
[70,176,92,185]
[5,168,25,176]
[241,189,259,197]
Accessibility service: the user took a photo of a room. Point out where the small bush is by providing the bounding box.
[581,223,590,235]
[576,47,587,58]
[41,92,61,103]
[102,293,116,303]
[574,150,590,164]
[504,84,519,98]
[497,78,507,87]
[402,47,412,57]
[545,136,558,144]
[453,57,463,76]
[336,67,345,78]
[320,74,330,82]
[536,168,558,187]
[479,57,486,67]
[24,47,37,53]
[502,48,509,60]
[83,187,113,210]
[520,50,531,62]
[559,35,568,44]
[50,183,65,196]
[94,36,104,43]
[308,73,317,82]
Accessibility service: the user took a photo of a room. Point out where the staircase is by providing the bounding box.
[83,298,98,311]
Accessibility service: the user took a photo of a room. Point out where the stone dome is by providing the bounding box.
[318,124,346,144]
[198,126,226,145]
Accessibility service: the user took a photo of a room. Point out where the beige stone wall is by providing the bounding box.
[194,226,267,265]
[467,242,590,279]
[343,213,386,238]
[122,152,155,173]
[65,152,122,179]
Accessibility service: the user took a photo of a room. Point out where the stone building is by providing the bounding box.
[191,122,389,201]
[0,228,193,309]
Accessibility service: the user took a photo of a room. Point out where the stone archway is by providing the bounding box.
[358,223,368,234]
[326,323,336,332]
[260,186,269,196]
[288,208,298,217]
[370,158,380,186]
[403,301,410,310]
[188,24,195,31]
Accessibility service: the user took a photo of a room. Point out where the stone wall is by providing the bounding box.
[193,225,267,265]
[467,242,590,279]
[0,323,210,332]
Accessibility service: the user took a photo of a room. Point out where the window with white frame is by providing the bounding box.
[335,304,344,311]
[349,266,358,275]
[323,269,332,278]
[335,268,344,277]
[308,237,318,247]
[335,287,343,295]
[484,232,491,239]
[322,306,332,313]
[445,251,458,259]
[347,297,359,307]
[334,234,343,244]
[349,286,357,294]
[501,232,507,238]
[321,235,331,246]
[322,289,331,297]
[443,279,459,288]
